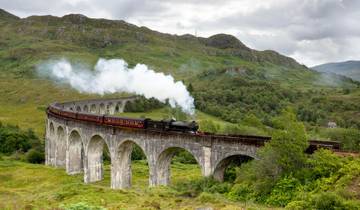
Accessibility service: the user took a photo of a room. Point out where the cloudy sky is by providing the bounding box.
[1,0,359,66]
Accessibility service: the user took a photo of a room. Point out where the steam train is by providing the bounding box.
[47,104,199,133]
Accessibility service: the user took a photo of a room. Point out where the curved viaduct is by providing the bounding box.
[45,97,268,189]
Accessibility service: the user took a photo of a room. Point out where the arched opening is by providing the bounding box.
[48,122,55,165]
[115,104,120,113]
[99,103,105,114]
[156,147,201,186]
[76,106,81,112]
[70,107,74,111]
[55,126,66,167]
[213,155,253,182]
[106,102,113,114]
[112,140,148,189]
[68,130,84,174]
[86,135,110,183]
[83,105,89,113]
[90,104,97,113]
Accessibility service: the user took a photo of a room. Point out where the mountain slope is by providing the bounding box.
[0,8,359,135]
[312,60,360,82]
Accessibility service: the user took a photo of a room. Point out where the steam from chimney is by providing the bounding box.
[37,58,195,115]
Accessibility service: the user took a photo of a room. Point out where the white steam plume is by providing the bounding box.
[37,58,195,115]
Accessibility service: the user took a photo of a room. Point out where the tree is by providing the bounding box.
[236,108,308,198]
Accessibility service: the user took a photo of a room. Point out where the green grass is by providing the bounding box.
[0,159,278,210]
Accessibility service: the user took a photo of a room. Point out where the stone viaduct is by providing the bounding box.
[45,97,269,189]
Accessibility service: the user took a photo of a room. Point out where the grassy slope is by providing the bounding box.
[0,159,278,210]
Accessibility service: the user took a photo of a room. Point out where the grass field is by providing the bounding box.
[0,159,279,210]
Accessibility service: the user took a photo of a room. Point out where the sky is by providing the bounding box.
[1,0,359,66]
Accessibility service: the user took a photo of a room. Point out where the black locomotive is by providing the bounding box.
[145,119,199,133]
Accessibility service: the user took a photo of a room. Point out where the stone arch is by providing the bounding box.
[76,106,81,112]
[55,126,66,167]
[67,130,84,174]
[213,152,255,182]
[99,103,105,114]
[155,146,202,186]
[90,104,97,113]
[83,105,89,112]
[111,139,149,189]
[85,134,110,183]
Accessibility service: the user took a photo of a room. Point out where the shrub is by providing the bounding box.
[26,149,44,164]
[285,201,308,210]
[265,176,301,206]
[173,177,228,197]
[131,144,146,160]
[124,96,165,112]
[227,183,254,201]
[0,123,41,155]
[307,149,343,179]
[311,192,346,210]
[172,149,197,164]
[197,192,220,203]
[199,120,220,133]
[324,128,360,152]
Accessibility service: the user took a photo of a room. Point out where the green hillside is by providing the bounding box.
[313,60,360,82]
[1,8,359,134]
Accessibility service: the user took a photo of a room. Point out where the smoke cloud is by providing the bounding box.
[37,58,195,115]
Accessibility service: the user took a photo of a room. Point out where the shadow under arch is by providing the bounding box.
[112,139,149,189]
[114,103,121,113]
[86,134,111,183]
[99,103,105,114]
[56,126,66,167]
[67,130,84,174]
[156,146,202,186]
[213,154,254,182]
[90,104,97,113]
[83,105,89,112]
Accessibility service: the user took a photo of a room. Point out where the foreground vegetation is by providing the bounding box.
[0,159,277,210]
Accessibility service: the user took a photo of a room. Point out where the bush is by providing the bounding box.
[199,120,220,133]
[324,128,360,152]
[307,149,343,179]
[174,177,229,197]
[124,96,165,112]
[265,176,301,206]
[227,183,254,201]
[172,149,197,164]
[197,192,220,203]
[285,201,308,210]
[131,144,146,160]
[26,149,44,164]
[0,123,41,155]
[311,192,346,210]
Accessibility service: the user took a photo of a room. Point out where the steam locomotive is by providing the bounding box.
[47,104,199,133]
